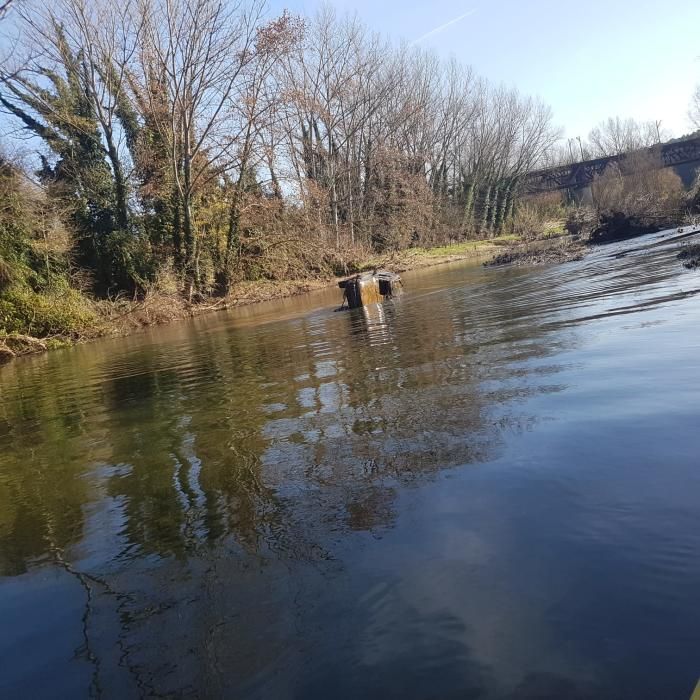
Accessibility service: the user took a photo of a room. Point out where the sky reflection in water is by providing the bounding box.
[1,229,700,699]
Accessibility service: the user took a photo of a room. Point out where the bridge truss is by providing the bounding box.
[525,136,700,194]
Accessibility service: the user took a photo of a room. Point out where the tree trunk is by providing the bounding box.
[182,109,196,296]
[104,129,129,232]
[494,182,509,232]
[182,196,195,297]
[462,179,476,233]
[480,183,492,234]
[221,191,241,294]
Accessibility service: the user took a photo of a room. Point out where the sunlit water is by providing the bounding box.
[2,229,700,699]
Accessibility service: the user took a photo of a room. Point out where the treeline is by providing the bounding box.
[550,110,700,167]
[546,116,668,165]
[0,0,558,302]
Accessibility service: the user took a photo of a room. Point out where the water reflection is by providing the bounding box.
[2,229,700,698]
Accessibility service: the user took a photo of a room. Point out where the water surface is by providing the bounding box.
[1,229,700,699]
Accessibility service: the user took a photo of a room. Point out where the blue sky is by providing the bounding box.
[270,0,700,139]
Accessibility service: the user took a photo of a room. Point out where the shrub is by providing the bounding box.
[0,282,99,339]
[521,191,567,221]
[0,259,14,292]
[591,151,685,226]
[688,172,700,213]
[565,206,597,239]
[512,205,546,241]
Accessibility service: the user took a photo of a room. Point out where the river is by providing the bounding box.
[1,229,700,699]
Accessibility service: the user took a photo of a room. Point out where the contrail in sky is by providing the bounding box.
[413,8,477,44]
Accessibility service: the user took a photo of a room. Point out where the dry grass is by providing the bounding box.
[359,236,518,273]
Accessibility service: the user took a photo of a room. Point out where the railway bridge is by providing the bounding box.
[525,136,700,195]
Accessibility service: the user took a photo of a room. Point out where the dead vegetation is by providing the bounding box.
[0,333,48,364]
[484,237,585,268]
[589,151,687,242]
[677,243,700,269]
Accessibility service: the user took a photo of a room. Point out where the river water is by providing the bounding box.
[1,229,700,699]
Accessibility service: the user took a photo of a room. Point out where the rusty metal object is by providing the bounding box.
[338,270,401,309]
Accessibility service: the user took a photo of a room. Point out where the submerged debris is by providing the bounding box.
[338,269,402,309]
[677,243,700,269]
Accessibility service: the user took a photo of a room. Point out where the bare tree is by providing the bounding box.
[588,116,665,158]
[1,0,568,296]
[46,0,141,231]
[0,0,16,20]
[220,10,304,290]
[137,0,263,293]
[690,85,700,130]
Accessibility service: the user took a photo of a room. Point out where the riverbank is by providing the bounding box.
[0,236,516,364]
[484,235,586,267]
[16,223,698,365]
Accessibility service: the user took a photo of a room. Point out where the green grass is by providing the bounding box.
[411,235,520,258]
[351,235,523,271]
[541,220,567,238]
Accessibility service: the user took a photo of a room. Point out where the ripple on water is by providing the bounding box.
[1,228,700,699]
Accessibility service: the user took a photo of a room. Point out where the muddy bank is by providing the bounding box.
[588,213,670,244]
[484,237,585,267]
[485,222,700,270]
[376,238,512,273]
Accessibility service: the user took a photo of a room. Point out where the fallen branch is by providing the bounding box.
[1,333,48,353]
[0,341,15,364]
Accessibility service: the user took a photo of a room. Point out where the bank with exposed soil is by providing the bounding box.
[483,236,586,267]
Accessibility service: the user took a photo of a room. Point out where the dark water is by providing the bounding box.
[2,229,700,699]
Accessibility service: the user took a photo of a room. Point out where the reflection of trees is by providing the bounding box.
[0,355,109,575]
[0,265,583,695]
[99,334,281,558]
[346,485,397,531]
[0,452,87,576]
[0,264,573,573]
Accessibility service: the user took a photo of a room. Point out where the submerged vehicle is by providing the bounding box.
[338,269,402,309]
